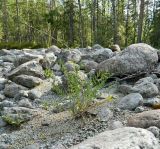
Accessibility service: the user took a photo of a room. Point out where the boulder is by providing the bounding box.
[97,43,158,76]
[13,75,43,88]
[46,45,61,55]
[80,60,98,72]
[7,60,44,80]
[28,79,53,100]
[4,82,28,98]
[127,110,160,128]
[70,127,160,149]
[92,44,103,50]
[91,48,113,63]
[147,126,160,138]
[118,93,143,110]
[132,80,159,98]
[60,49,81,63]
[40,52,57,69]
[143,97,160,107]
[64,61,80,72]
[0,78,7,91]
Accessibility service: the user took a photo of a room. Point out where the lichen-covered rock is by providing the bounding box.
[70,127,160,149]
[28,79,53,100]
[13,75,43,89]
[97,43,158,76]
[4,82,28,98]
[7,60,44,80]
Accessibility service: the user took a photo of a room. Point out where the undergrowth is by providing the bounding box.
[52,62,111,117]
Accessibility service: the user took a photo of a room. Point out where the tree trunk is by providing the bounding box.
[78,0,84,47]
[137,0,145,43]
[125,0,130,46]
[15,0,21,42]
[2,0,8,42]
[112,0,119,44]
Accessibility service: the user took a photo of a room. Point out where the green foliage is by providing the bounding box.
[0,42,47,50]
[44,69,54,78]
[2,115,24,127]
[52,66,108,117]
[91,71,111,86]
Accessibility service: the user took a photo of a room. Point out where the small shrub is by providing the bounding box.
[91,71,111,86]
[2,115,24,127]
[44,69,54,78]
[53,68,109,117]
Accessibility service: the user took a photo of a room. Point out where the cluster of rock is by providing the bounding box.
[0,43,160,148]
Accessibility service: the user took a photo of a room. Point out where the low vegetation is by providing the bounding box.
[2,115,24,127]
[52,62,111,117]
[44,69,54,78]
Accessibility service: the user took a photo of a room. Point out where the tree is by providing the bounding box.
[137,0,145,43]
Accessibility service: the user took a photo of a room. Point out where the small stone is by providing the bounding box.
[135,106,145,113]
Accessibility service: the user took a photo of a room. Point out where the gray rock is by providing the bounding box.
[18,98,32,108]
[128,110,160,128]
[0,117,7,128]
[87,103,113,121]
[23,143,40,149]
[61,49,81,63]
[118,93,143,110]
[132,81,159,98]
[0,94,5,101]
[64,62,80,72]
[0,78,7,91]
[15,52,43,66]
[0,100,14,108]
[135,106,145,113]
[4,82,27,98]
[80,60,98,72]
[97,43,158,76]
[13,75,43,88]
[147,126,160,138]
[40,52,57,69]
[7,60,44,80]
[135,77,154,84]
[118,84,133,95]
[109,120,123,130]
[92,48,113,63]
[154,78,160,90]
[143,97,160,107]
[70,127,160,149]
[2,107,38,124]
[28,79,53,100]
[52,63,61,71]
[92,44,103,50]
[46,45,61,55]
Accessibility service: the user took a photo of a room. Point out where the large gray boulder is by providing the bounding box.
[97,43,158,76]
[7,60,44,80]
[70,127,160,149]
